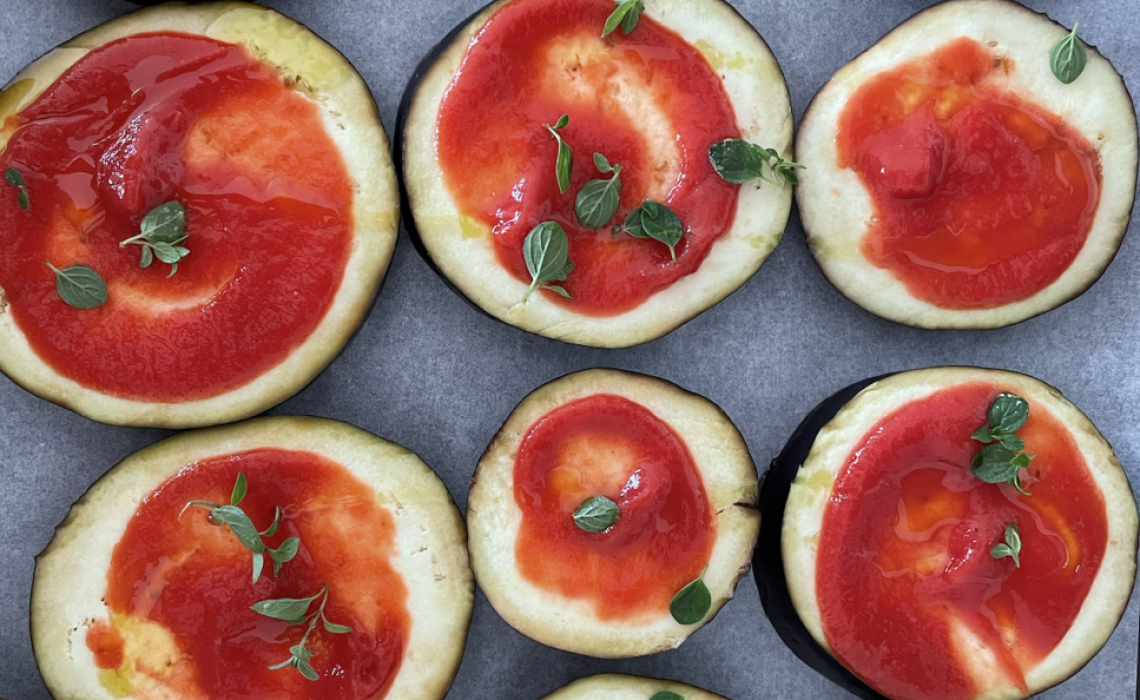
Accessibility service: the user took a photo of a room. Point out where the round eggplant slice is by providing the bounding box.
[0,2,399,427]
[467,368,759,657]
[770,367,1138,700]
[32,416,473,700]
[796,0,1138,329]
[539,674,732,700]
[401,0,793,348]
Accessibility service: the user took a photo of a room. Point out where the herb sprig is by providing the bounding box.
[120,201,190,277]
[991,523,1022,568]
[546,114,574,194]
[1050,21,1087,85]
[709,139,803,188]
[6,167,29,210]
[575,153,623,228]
[970,393,1035,495]
[522,221,574,302]
[670,571,712,625]
[572,496,620,533]
[46,262,106,309]
[186,472,299,583]
[617,199,684,262]
[253,585,352,681]
[602,0,646,38]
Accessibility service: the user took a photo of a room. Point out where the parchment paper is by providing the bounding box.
[0,1,1136,698]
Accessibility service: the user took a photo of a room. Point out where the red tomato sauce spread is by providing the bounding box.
[836,38,1101,309]
[88,448,409,700]
[436,0,740,315]
[817,383,1108,700]
[513,394,715,619]
[0,33,353,401]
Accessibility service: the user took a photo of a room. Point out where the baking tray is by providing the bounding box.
[0,0,1136,698]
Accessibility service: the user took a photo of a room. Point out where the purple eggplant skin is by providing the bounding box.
[754,375,890,700]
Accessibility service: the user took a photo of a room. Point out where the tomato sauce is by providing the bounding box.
[0,33,353,401]
[817,383,1108,700]
[836,38,1101,309]
[514,394,715,619]
[436,0,740,315]
[89,449,409,700]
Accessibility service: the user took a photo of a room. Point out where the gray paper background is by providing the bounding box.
[0,0,1137,698]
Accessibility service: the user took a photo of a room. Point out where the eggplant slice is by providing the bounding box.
[467,368,759,657]
[32,416,473,700]
[771,367,1138,700]
[796,0,1138,329]
[539,674,732,700]
[0,2,399,428]
[400,0,793,348]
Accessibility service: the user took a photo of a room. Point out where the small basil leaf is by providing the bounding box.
[708,139,768,184]
[522,221,574,302]
[650,693,685,700]
[17,190,29,211]
[210,505,265,553]
[969,444,1020,484]
[139,245,154,269]
[272,537,301,565]
[970,426,995,444]
[140,201,187,244]
[1011,452,1034,469]
[670,575,712,625]
[575,166,622,228]
[620,3,643,34]
[231,472,248,506]
[602,0,644,38]
[323,619,352,634]
[987,393,1029,433]
[251,594,320,621]
[297,659,319,681]
[991,523,1022,567]
[5,167,22,187]
[261,506,283,537]
[624,199,683,262]
[593,152,614,173]
[152,241,183,264]
[573,496,620,533]
[998,433,1025,451]
[1050,22,1087,85]
[46,263,107,309]
[554,113,569,130]
[252,550,265,583]
[547,116,573,195]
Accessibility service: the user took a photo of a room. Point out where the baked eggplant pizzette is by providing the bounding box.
[0,2,399,427]
[32,417,473,700]
[780,368,1138,700]
[402,0,794,347]
[797,0,1138,329]
[468,369,759,657]
[540,675,731,700]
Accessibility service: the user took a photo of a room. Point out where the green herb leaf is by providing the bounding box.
[991,523,1022,567]
[270,537,301,577]
[650,693,685,700]
[987,393,1029,433]
[323,619,352,634]
[210,505,265,553]
[231,472,248,506]
[622,199,683,262]
[251,593,322,622]
[602,0,645,38]
[708,139,803,188]
[575,156,623,228]
[670,574,712,625]
[1051,21,1087,85]
[46,262,107,309]
[252,550,265,584]
[119,200,189,275]
[546,115,573,195]
[522,221,574,302]
[573,496,620,533]
[6,167,29,210]
[970,393,1034,494]
[261,506,283,537]
[256,586,352,682]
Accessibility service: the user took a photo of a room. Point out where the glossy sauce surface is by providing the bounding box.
[89,449,409,700]
[817,383,1108,700]
[836,38,1101,309]
[436,0,740,315]
[0,33,353,401]
[514,394,715,619]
